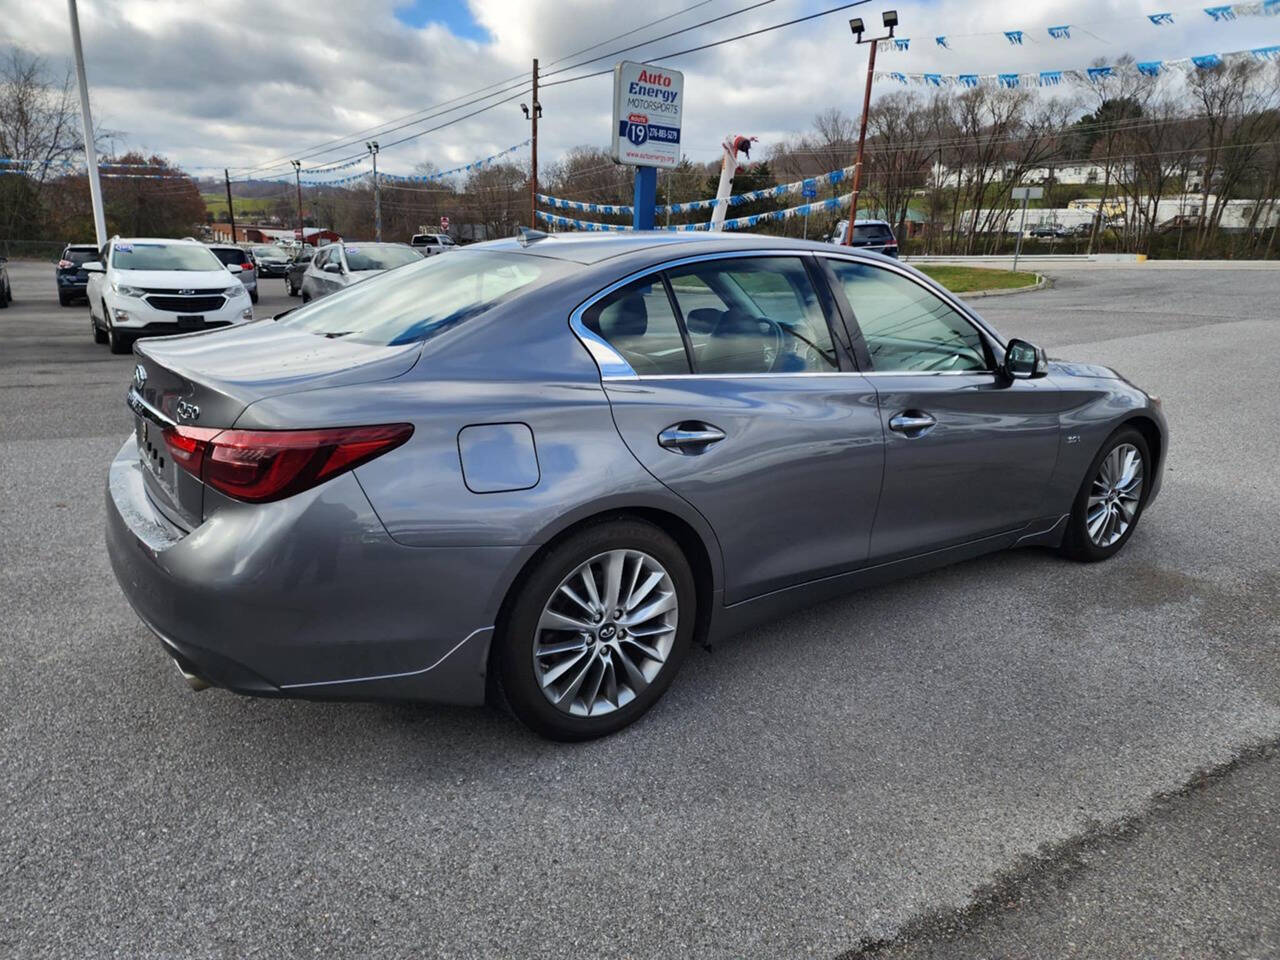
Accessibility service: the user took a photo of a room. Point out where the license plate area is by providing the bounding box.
[177,315,204,329]
[135,414,177,499]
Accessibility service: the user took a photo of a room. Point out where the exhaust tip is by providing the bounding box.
[172,658,211,692]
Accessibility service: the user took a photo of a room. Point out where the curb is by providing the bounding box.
[959,274,1052,299]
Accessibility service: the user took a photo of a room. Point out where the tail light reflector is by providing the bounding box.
[241,261,255,272]
[163,423,412,503]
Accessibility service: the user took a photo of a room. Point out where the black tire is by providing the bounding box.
[300,292,310,303]
[106,307,132,355]
[1060,426,1151,562]
[493,519,696,741]
[58,291,71,307]
[250,288,259,304]
[286,278,297,297]
[0,280,8,308]
[91,311,107,343]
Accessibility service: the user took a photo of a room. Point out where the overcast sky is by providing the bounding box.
[2,0,1276,182]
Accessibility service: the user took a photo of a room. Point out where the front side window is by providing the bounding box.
[665,257,837,374]
[828,260,990,373]
[582,277,689,375]
[280,250,568,346]
[111,242,223,272]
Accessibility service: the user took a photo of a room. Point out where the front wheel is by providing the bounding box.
[106,310,132,355]
[494,519,696,741]
[1060,426,1151,562]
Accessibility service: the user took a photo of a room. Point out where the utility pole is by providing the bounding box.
[67,0,106,247]
[522,59,541,229]
[366,141,381,241]
[223,168,237,243]
[292,160,304,245]
[843,10,898,246]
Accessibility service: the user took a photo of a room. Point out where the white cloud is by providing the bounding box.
[2,0,1274,179]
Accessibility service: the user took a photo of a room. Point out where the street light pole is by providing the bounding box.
[67,0,106,247]
[521,62,542,230]
[366,141,381,241]
[291,160,304,245]
[843,10,898,247]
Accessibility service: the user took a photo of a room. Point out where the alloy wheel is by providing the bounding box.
[1087,442,1144,547]
[532,549,678,718]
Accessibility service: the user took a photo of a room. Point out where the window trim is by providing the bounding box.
[569,249,852,381]
[816,252,1007,375]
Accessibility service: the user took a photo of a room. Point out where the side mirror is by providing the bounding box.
[83,261,105,273]
[322,262,342,274]
[226,263,243,274]
[1003,338,1047,380]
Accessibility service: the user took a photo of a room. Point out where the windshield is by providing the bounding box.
[278,250,571,346]
[342,244,422,271]
[253,246,285,259]
[112,242,223,271]
[208,247,250,266]
[853,225,892,242]
[64,248,97,265]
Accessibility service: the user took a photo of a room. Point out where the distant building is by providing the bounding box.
[208,223,341,245]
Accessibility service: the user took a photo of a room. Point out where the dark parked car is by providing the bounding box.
[106,232,1166,740]
[1031,224,1071,239]
[284,244,315,297]
[249,244,290,278]
[828,219,899,257]
[0,255,10,308]
[56,243,99,305]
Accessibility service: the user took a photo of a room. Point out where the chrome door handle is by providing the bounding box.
[658,422,726,454]
[889,412,937,434]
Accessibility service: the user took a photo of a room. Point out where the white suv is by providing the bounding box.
[85,237,255,353]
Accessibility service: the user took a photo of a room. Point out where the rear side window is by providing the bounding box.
[665,257,837,373]
[582,278,690,375]
[209,248,246,266]
[280,250,569,346]
[853,225,893,242]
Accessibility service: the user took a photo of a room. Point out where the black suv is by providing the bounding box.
[828,219,899,257]
[56,243,100,306]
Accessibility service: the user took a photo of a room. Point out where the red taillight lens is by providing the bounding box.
[241,262,255,272]
[58,259,74,269]
[167,423,412,503]
[162,425,221,476]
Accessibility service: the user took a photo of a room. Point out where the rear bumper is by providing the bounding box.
[105,435,520,704]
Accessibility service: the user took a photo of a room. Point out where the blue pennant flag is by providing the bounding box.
[1252,45,1280,61]
[998,73,1020,88]
[1148,12,1174,24]
[935,35,949,48]
[1192,53,1223,68]
[1087,66,1114,81]
[1047,25,1071,39]
[1203,5,1235,20]
[1039,70,1063,85]
[924,73,943,86]
[890,72,908,84]
[1137,61,1164,76]
[958,74,979,87]
[1004,30,1024,45]
[893,37,910,51]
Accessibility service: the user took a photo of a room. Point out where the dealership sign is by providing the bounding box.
[611,61,684,169]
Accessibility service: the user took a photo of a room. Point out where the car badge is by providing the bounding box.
[175,400,200,423]
[178,288,195,295]
[133,364,147,388]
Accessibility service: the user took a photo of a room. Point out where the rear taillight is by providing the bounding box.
[241,262,254,272]
[164,423,412,503]
[58,259,74,269]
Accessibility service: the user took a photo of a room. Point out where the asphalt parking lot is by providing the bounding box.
[2,257,1278,958]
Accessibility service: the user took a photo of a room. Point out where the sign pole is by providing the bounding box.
[67,0,106,247]
[1009,186,1041,272]
[633,167,657,231]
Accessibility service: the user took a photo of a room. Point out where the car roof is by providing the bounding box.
[476,231,873,265]
[65,243,98,250]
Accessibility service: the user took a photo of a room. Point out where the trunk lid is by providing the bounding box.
[130,320,422,529]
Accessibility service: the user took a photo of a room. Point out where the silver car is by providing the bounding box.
[106,232,1166,740]
[299,241,422,302]
[206,244,259,303]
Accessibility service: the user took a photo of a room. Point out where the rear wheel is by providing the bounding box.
[1060,426,1151,562]
[106,306,132,354]
[494,519,695,741]
[59,291,71,307]
[0,279,8,308]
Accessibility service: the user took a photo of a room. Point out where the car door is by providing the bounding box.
[581,252,885,605]
[822,256,1064,562]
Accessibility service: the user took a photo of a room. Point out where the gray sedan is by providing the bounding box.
[105,232,1166,740]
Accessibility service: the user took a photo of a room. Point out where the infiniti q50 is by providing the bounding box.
[106,232,1166,740]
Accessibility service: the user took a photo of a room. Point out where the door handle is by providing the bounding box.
[889,411,937,435]
[658,422,726,454]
